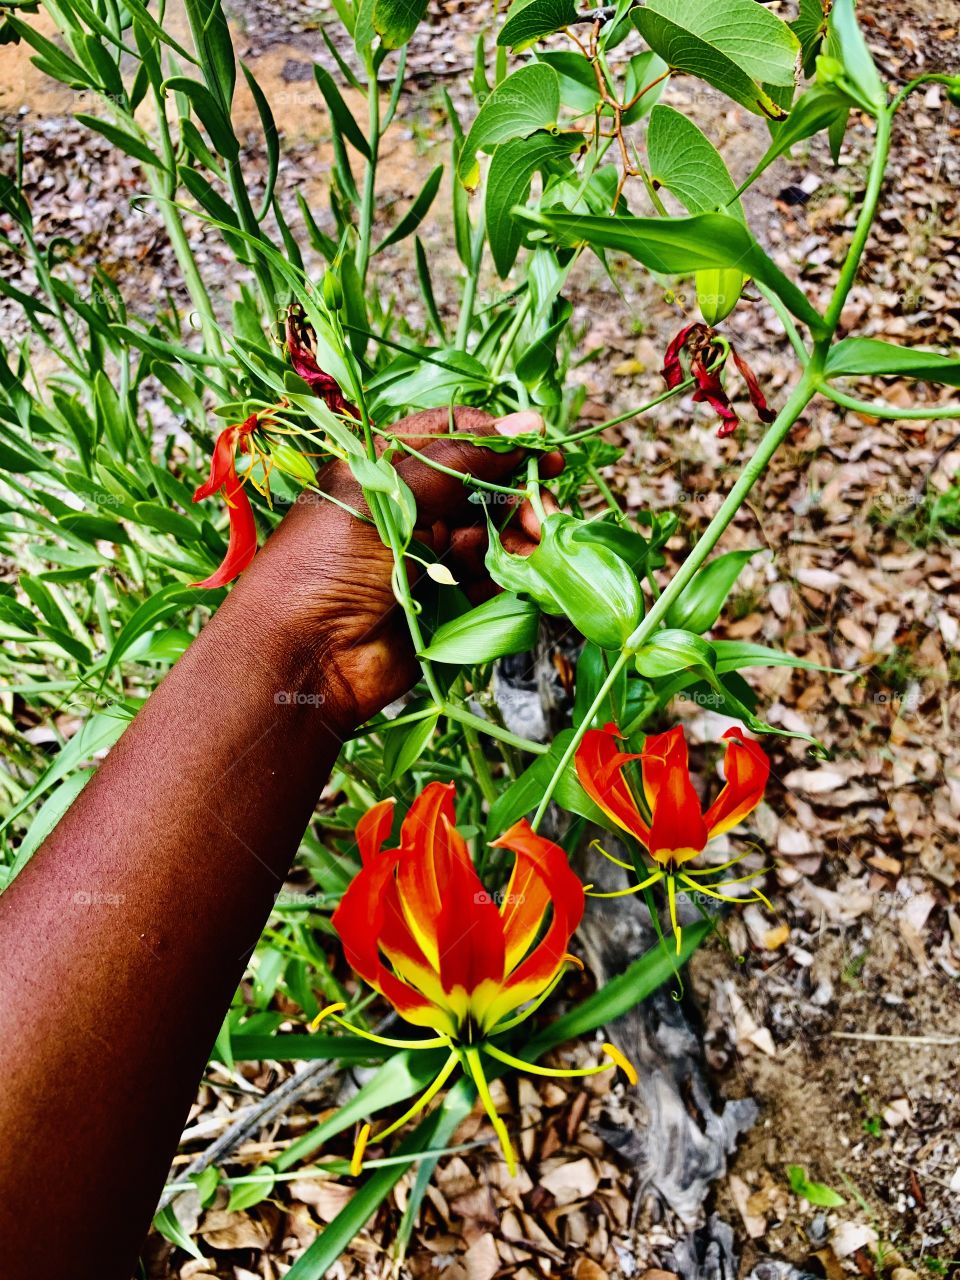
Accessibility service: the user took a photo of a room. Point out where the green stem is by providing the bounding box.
[820,384,960,420]
[463,721,499,808]
[444,703,548,756]
[552,380,693,446]
[455,215,485,353]
[356,56,381,286]
[756,283,808,365]
[889,73,959,115]
[226,159,277,318]
[624,373,818,650]
[531,649,630,830]
[821,108,892,340]
[490,293,533,380]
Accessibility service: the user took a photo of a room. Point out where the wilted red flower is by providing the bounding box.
[191,414,260,589]
[285,306,358,419]
[318,783,636,1176]
[663,323,775,437]
[575,723,771,950]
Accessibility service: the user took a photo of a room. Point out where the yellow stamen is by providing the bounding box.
[464,1048,518,1178]
[562,952,585,971]
[350,1123,371,1177]
[602,1042,638,1086]
[311,1001,346,1030]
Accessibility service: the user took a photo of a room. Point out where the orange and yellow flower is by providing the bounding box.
[320,782,636,1176]
[575,723,771,949]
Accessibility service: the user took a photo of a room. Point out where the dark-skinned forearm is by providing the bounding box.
[0,553,359,1278]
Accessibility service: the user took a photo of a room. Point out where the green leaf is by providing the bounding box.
[283,1080,474,1280]
[647,104,741,216]
[458,63,560,190]
[382,711,440,783]
[183,0,237,104]
[375,164,443,253]
[635,628,716,678]
[132,501,203,540]
[525,208,827,337]
[227,1166,276,1211]
[373,0,428,47]
[242,63,280,220]
[101,584,199,681]
[736,85,853,195]
[486,130,582,276]
[793,0,828,76]
[73,114,161,167]
[498,0,578,50]
[191,1165,222,1207]
[825,338,960,387]
[787,1165,846,1208]
[529,919,713,1054]
[535,51,603,112]
[710,639,840,675]
[488,727,610,837]
[229,1032,376,1063]
[153,1204,204,1262]
[665,549,759,634]
[162,76,239,158]
[635,0,800,119]
[622,50,670,124]
[824,0,885,114]
[313,64,372,159]
[422,592,540,664]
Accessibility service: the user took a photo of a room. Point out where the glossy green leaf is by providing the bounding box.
[710,639,838,675]
[825,338,960,387]
[793,0,828,76]
[635,628,716,678]
[373,0,428,47]
[824,0,885,114]
[227,1167,276,1211]
[487,130,581,276]
[162,76,239,158]
[647,104,741,216]
[153,1204,205,1262]
[313,64,371,158]
[458,63,560,190]
[73,114,161,167]
[498,0,577,50]
[382,711,440,783]
[635,0,800,119]
[525,208,827,336]
[183,0,236,105]
[665,549,760,634]
[421,592,540,664]
[376,164,443,253]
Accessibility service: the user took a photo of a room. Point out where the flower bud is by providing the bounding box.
[270,442,316,486]
[322,270,343,311]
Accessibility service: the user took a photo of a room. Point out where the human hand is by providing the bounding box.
[223,407,562,729]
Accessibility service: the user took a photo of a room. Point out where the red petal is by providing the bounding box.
[193,425,241,503]
[574,726,650,844]
[491,819,584,982]
[702,727,770,838]
[641,727,709,863]
[191,476,258,589]
[285,313,359,419]
[356,798,395,864]
[662,324,695,389]
[691,358,739,436]
[435,815,505,999]
[732,348,776,423]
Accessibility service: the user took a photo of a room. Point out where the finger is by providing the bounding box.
[516,489,559,541]
[397,410,546,525]
[390,406,497,451]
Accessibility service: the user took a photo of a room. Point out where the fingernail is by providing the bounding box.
[494,410,544,437]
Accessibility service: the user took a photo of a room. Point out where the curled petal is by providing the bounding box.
[691,357,739,436]
[285,311,358,418]
[356,798,395,865]
[703,728,770,839]
[662,324,696,389]
[395,782,461,969]
[191,476,258,589]
[732,348,776,423]
[574,726,650,845]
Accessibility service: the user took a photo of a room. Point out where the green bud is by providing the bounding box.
[322,270,343,310]
[486,513,643,650]
[270,442,316,486]
[696,268,745,326]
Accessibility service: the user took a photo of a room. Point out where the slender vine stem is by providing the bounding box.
[356,55,381,286]
[819,385,960,420]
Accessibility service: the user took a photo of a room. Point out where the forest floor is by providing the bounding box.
[2,0,960,1277]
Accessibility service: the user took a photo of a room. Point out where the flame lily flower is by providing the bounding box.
[191,414,265,589]
[663,323,775,437]
[575,723,771,951]
[320,782,637,1177]
[285,307,359,419]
